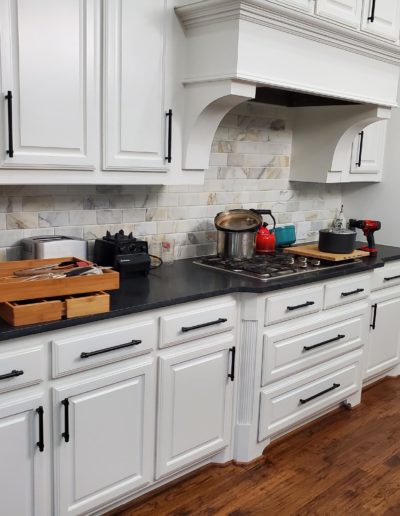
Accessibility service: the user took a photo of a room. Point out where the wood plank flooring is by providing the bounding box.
[112,378,400,516]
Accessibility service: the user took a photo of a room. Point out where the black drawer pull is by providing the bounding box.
[5,91,14,158]
[367,0,376,22]
[165,109,172,163]
[80,340,142,359]
[299,383,341,405]
[355,130,364,167]
[384,275,400,282]
[370,303,378,330]
[341,288,364,297]
[0,369,23,380]
[228,346,236,382]
[61,398,70,443]
[303,334,345,352]
[36,406,44,452]
[181,318,227,333]
[287,301,314,311]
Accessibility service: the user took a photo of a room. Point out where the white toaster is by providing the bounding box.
[21,235,88,260]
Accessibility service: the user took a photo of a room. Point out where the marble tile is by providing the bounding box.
[39,211,69,228]
[6,212,38,229]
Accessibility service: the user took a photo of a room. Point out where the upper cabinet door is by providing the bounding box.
[315,0,362,27]
[276,0,314,12]
[361,0,400,41]
[0,0,99,169]
[349,121,387,177]
[103,0,169,172]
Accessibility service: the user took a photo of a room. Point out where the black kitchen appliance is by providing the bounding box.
[93,230,150,278]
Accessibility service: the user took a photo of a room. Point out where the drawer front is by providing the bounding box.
[52,319,156,377]
[259,350,362,441]
[324,274,370,309]
[372,261,400,290]
[262,315,364,385]
[0,346,43,393]
[265,285,323,325]
[159,299,236,348]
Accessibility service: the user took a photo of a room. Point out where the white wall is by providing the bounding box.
[342,89,400,246]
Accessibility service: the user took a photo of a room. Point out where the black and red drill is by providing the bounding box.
[348,219,381,255]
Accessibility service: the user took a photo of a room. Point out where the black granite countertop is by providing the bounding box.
[1,242,400,342]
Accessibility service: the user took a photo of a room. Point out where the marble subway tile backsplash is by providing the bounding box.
[0,102,342,261]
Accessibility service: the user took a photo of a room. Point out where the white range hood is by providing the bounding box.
[176,0,400,177]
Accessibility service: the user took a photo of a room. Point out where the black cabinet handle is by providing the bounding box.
[384,275,400,282]
[5,91,14,158]
[368,0,376,22]
[355,130,364,167]
[61,398,70,443]
[165,109,172,163]
[36,406,44,452]
[181,318,227,333]
[80,340,142,359]
[228,346,236,382]
[287,301,314,311]
[299,383,340,405]
[341,288,364,298]
[0,369,23,380]
[303,334,345,352]
[370,303,378,330]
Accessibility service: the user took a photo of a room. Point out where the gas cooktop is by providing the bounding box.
[194,253,362,282]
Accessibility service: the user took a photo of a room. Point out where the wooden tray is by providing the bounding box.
[0,257,119,303]
[283,244,370,262]
[0,291,110,327]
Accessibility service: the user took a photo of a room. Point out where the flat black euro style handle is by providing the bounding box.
[61,399,70,443]
[368,0,376,22]
[165,109,172,163]
[80,340,142,359]
[181,318,227,333]
[341,288,364,297]
[356,130,364,167]
[0,369,23,380]
[36,406,44,452]
[370,303,378,330]
[299,383,340,405]
[384,275,400,282]
[228,346,236,382]
[287,301,314,311]
[303,334,345,352]
[5,91,13,158]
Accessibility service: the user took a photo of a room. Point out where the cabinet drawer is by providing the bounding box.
[265,285,323,325]
[262,312,364,385]
[372,261,400,290]
[0,346,43,393]
[258,350,362,441]
[52,319,156,377]
[324,274,370,309]
[159,298,236,348]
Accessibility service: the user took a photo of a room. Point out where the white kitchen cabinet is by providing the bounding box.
[315,0,362,27]
[274,0,314,11]
[0,0,99,170]
[361,0,400,41]
[0,393,48,516]
[156,334,235,479]
[103,0,170,172]
[349,121,387,179]
[364,288,400,380]
[53,359,155,516]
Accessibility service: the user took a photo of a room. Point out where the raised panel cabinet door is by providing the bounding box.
[0,394,47,516]
[54,361,155,516]
[365,296,400,379]
[350,121,387,176]
[316,0,362,27]
[362,0,400,41]
[0,0,99,169]
[156,334,235,479]
[103,0,169,171]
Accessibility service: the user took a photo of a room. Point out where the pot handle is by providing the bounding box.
[253,209,276,230]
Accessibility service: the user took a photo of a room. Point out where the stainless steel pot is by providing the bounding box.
[214,209,275,259]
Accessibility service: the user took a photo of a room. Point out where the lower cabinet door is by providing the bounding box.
[365,293,400,380]
[53,359,155,516]
[156,334,235,479]
[0,394,48,516]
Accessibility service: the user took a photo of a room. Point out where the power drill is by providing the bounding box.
[348,219,381,255]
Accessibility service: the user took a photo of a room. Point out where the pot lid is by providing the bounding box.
[215,209,262,232]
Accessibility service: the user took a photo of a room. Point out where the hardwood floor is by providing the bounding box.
[113,378,400,516]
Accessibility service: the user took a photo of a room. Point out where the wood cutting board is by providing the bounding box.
[283,243,370,262]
